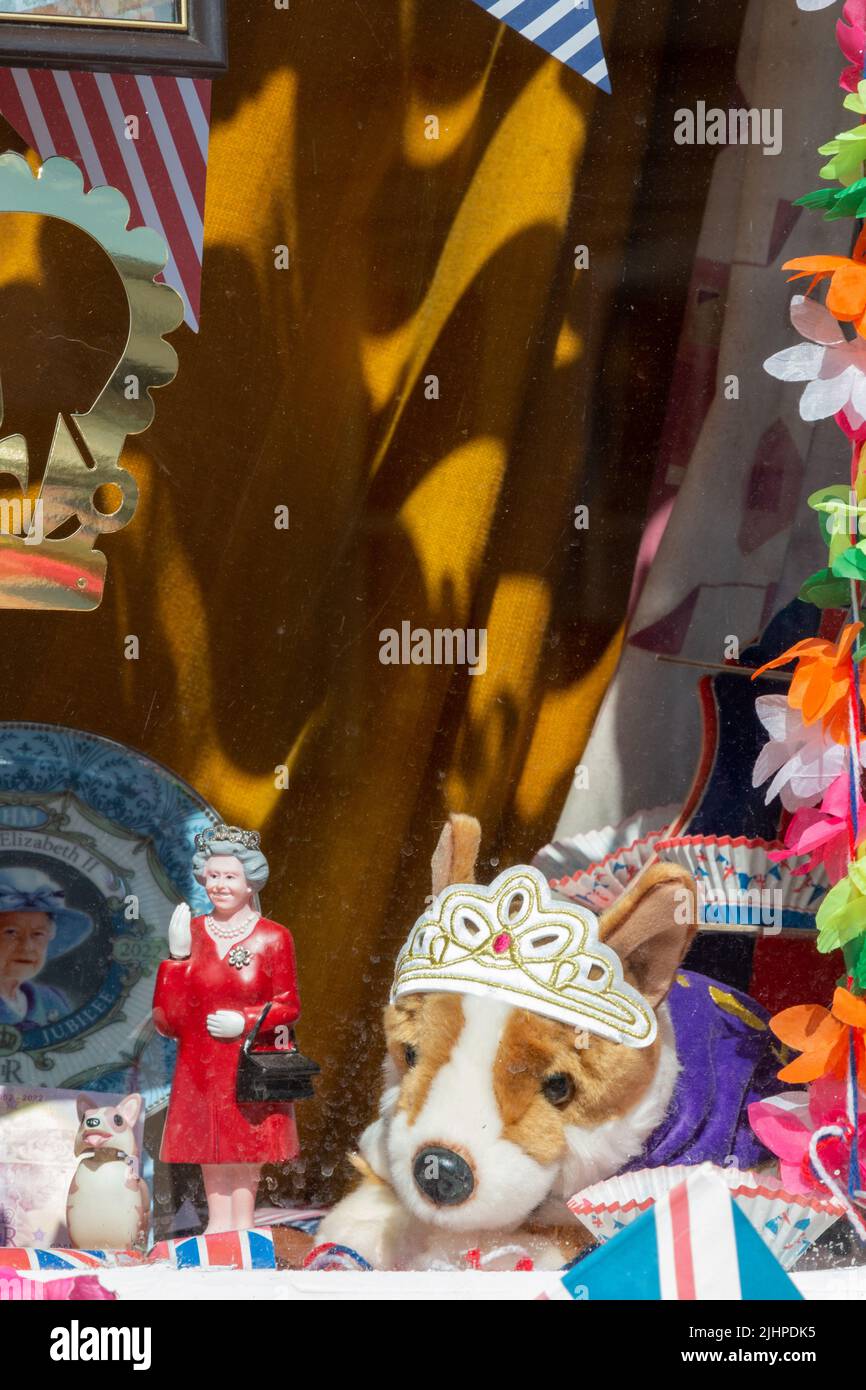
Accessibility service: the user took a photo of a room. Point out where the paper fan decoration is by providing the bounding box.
[655,834,829,931]
[544,835,661,912]
[533,804,678,910]
[569,1164,842,1271]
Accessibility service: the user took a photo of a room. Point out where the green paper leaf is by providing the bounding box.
[816,874,866,954]
[799,567,851,608]
[851,937,866,993]
[831,545,866,580]
[795,188,837,210]
[796,178,866,221]
[809,484,860,563]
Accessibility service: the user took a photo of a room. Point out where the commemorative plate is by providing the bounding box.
[0,723,217,1110]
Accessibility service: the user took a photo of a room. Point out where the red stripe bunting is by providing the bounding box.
[0,67,211,330]
[669,1179,697,1300]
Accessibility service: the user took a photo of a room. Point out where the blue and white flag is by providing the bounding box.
[470,0,611,93]
[544,1169,804,1301]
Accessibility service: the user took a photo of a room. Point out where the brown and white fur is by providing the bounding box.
[318,815,697,1270]
[66,1093,149,1251]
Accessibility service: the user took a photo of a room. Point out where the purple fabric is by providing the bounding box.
[620,970,784,1173]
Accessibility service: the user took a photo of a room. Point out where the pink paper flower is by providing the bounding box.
[773,773,866,883]
[838,0,866,93]
[749,1077,866,1196]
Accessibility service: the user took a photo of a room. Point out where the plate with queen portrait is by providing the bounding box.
[0,723,219,1111]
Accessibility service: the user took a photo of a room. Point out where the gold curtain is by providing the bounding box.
[0,0,735,1198]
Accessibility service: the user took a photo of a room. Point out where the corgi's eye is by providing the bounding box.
[404,1044,418,1069]
[113,1114,124,1127]
[85,1117,100,1128]
[541,1073,575,1108]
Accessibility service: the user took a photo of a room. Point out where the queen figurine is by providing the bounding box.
[152,826,301,1234]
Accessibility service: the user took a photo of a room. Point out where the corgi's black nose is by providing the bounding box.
[413,1146,475,1206]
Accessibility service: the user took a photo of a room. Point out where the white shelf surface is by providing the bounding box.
[14,1265,866,1300]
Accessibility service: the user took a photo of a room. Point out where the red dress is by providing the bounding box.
[153,915,301,1164]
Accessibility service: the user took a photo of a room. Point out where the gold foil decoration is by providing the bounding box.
[0,153,183,610]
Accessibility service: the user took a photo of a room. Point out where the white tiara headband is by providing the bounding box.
[391,865,657,1047]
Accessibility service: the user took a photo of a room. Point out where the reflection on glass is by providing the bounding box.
[0,2,184,28]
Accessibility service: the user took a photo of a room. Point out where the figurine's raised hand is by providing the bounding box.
[168,902,192,960]
[207,1010,245,1039]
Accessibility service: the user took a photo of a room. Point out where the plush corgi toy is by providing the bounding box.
[66,1093,149,1251]
[317,815,785,1270]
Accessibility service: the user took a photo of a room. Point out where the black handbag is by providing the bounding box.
[236,1004,320,1104]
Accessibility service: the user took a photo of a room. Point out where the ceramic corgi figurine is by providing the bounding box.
[66,1093,149,1251]
[318,814,785,1270]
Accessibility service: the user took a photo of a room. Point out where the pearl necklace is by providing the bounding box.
[205,910,258,940]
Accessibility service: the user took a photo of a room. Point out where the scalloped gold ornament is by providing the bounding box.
[0,153,183,610]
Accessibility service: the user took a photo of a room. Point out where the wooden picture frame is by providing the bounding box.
[0,1,227,77]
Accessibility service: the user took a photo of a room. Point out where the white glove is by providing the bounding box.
[207,1010,245,1039]
[168,902,192,959]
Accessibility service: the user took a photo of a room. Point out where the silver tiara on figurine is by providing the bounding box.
[194,825,262,854]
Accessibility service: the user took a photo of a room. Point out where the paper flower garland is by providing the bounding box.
[749,1080,866,1196]
[783,252,866,335]
[754,0,866,1226]
[799,87,866,217]
[753,624,863,744]
[768,989,866,1083]
[764,296,866,428]
[839,1,866,93]
[752,695,859,809]
[774,774,866,883]
[815,851,866,961]
[819,85,866,182]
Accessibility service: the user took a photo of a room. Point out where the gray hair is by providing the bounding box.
[192,838,269,892]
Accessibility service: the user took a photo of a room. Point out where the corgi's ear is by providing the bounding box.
[118,1093,143,1128]
[431,814,481,898]
[598,864,696,1009]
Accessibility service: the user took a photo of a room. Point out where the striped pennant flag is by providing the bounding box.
[550,1169,803,1301]
[148,1227,276,1270]
[0,67,211,330]
[0,1247,108,1271]
[470,0,611,92]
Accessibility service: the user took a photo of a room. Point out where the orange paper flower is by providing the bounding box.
[784,254,866,337]
[753,622,862,745]
[771,987,866,1085]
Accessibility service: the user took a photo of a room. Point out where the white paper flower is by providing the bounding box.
[797,0,839,9]
[752,694,864,810]
[764,296,866,428]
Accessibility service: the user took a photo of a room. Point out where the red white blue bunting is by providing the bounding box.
[469,0,611,92]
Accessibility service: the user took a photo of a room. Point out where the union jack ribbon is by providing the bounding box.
[148,1227,276,1270]
[469,0,611,92]
[0,67,210,330]
[0,1247,112,1270]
